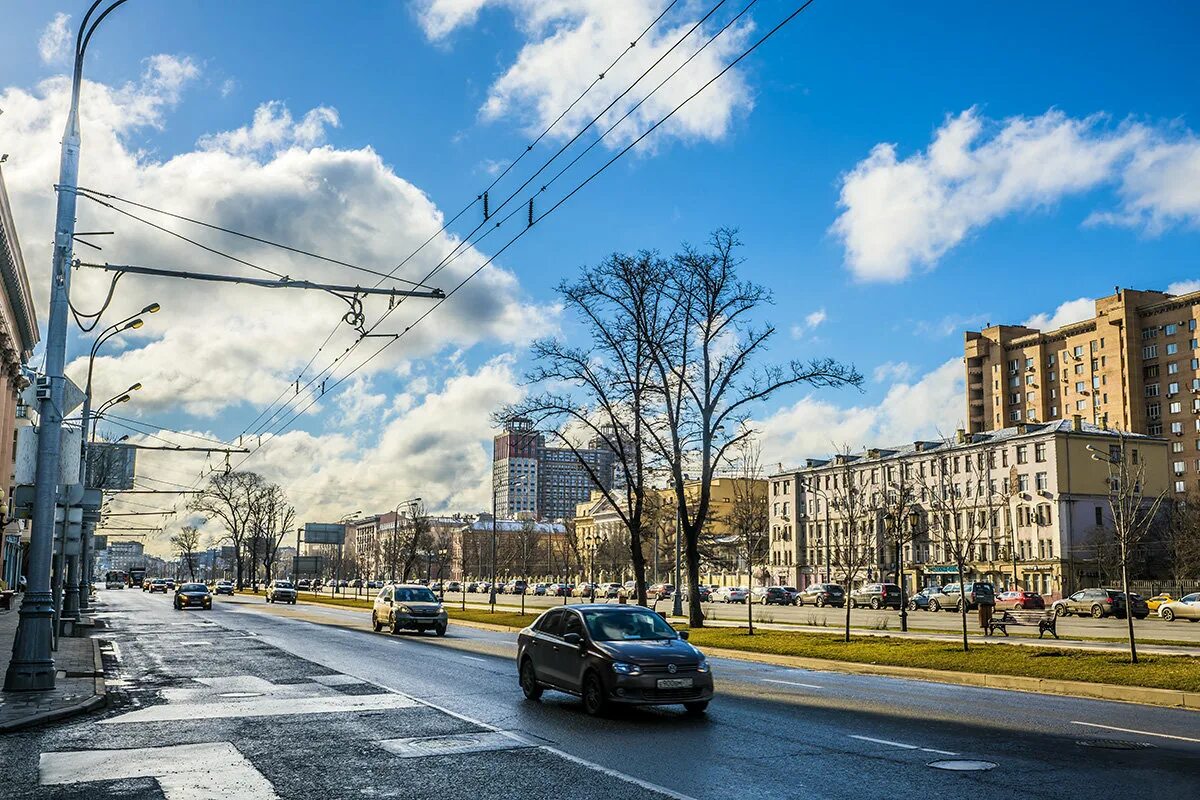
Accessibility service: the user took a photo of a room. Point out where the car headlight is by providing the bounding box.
[612,662,642,676]
[696,658,710,673]
[396,605,412,614]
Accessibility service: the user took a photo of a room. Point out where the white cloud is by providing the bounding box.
[790,307,827,340]
[219,78,238,98]
[38,12,71,65]
[872,361,914,383]
[757,358,964,469]
[417,0,754,149]
[832,107,1200,283]
[1022,297,1094,331]
[1168,280,1200,296]
[198,101,338,155]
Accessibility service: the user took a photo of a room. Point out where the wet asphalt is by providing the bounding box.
[2,589,1197,799]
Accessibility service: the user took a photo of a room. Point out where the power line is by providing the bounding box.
[101,413,238,447]
[232,0,815,471]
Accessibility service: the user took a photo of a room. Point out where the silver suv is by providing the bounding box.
[372,583,448,636]
[265,580,297,604]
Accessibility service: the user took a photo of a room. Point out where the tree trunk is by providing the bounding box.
[1120,541,1138,664]
[686,543,703,627]
[897,540,908,633]
[629,519,649,607]
[957,561,969,652]
[843,579,852,643]
[747,572,754,635]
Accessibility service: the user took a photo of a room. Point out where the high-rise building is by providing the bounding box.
[964,287,1200,451]
[492,418,617,521]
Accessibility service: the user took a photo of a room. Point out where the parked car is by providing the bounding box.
[600,582,622,599]
[795,583,845,608]
[505,580,528,595]
[908,586,950,611]
[573,582,596,598]
[1146,593,1174,613]
[213,580,235,596]
[938,582,995,612]
[173,582,212,611]
[265,580,298,604]
[367,580,383,589]
[994,590,1046,611]
[848,583,902,610]
[446,581,463,593]
[714,586,749,604]
[296,579,312,590]
[623,580,647,598]
[147,578,168,594]
[165,579,175,590]
[1052,587,1148,619]
[755,586,794,606]
[516,604,713,715]
[477,581,493,594]
[350,578,363,588]
[1158,592,1200,622]
[780,586,800,604]
[371,583,447,636]
[681,585,712,602]
[648,583,675,600]
[546,583,570,597]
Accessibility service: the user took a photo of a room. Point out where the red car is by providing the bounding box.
[995,590,1045,611]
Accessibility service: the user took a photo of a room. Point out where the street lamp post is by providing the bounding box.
[6,1,130,692]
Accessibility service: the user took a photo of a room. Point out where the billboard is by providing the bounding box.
[86,443,137,490]
[293,555,323,575]
[303,523,345,545]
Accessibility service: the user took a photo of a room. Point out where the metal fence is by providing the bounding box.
[1127,579,1200,597]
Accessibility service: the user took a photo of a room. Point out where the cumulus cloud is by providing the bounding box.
[1022,297,1094,331]
[756,358,964,469]
[872,361,914,383]
[417,0,754,149]
[832,107,1200,282]
[198,101,339,155]
[1168,280,1200,296]
[38,12,71,64]
[790,307,827,340]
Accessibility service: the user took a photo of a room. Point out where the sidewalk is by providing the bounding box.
[0,601,108,732]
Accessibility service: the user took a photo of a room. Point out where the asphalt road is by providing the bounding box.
[6,590,1197,799]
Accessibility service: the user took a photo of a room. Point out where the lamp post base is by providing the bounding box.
[4,591,56,692]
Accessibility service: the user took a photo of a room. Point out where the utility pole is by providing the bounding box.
[5,4,120,691]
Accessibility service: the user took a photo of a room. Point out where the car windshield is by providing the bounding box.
[275,582,293,588]
[1184,593,1200,602]
[181,584,207,592]
[394,588,438,603]
[582,609,678,641]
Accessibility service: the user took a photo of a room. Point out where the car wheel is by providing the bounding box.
[1135,614,1147,620]
[869,598,881,610]
[520,659,543,701]
[1091,605,1104,619]
[372,613,383,632]
[290,599,296,605]
[390,614,402,635]
[1162,608,1175,622]
[266,596,271,603]
[1054,604,1067,617]
[796,597,804,607]
[684,700,709,715]
[434,623,447,637]
[582,671,609,717]
[848,599,857,609]
[815,597,825,608]
[929,600,940,612]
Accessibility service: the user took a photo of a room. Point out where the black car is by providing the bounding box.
[848,583,903,610]
[757,587,794,606]
[517,605,714,716]
[795,583,845,608]
[174,582,212,610]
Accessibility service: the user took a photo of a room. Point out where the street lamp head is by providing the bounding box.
[142,303,161,314]
[127,382,142,392]
[125,318,144,330]
[114,394,130,405]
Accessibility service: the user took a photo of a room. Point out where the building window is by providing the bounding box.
[1035,472,1048,490]
[1142,327,1158,340]
[1146,383,1160,397]
[1073,345,1084,358]
[1018,474,1030,492]
[1150,422,1163,435]
[1176,481,1187,494]
[1144,345,1158,359]
[1075,363,1085,375]
[1034,442,1047,462]
[1009,410,1022,421]
[1016,445,1028,464]
[1172,422,1183,435]
[1171,401,1183,414]
[1174,461,1186,475]
[1167,343,1179,355]
[1165,323,1178,336]
[1094,507,1103,526]
[1169,361,1180,374]
[1173,442,1184,453]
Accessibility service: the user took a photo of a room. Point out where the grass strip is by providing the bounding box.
[682,627,1200,693]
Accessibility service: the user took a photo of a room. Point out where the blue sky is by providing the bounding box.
[1,1,1198,548]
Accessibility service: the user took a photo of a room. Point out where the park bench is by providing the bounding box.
[986,608,1058,639]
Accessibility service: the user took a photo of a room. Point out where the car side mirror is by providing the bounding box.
[678,630,689,641]
[562,632,582,646]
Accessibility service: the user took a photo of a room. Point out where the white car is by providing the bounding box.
[714,586,748,603]
[1158,592,1200,622]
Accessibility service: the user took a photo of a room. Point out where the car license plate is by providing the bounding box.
[656,678,693,689]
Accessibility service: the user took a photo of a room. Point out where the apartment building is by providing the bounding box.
[965,287,1200,497]
[492,417,618,521]
[768,419,1168,599]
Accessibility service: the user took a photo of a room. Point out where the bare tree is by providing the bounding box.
[880,458,922,632]
[401,501,431,581]
[822,450,884,643]
[1092,432,1168,663]
[1162,494,1200,595]
[643,230,862,626]
[257,484,296,585]
[190,471,263,589]
[725,435,769,633]
[170,526,201,581]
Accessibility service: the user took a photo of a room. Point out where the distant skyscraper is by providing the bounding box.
[492,418,617,521]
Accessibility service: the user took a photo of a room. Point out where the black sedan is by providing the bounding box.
[174,582,212,610]
[516,604,714,716]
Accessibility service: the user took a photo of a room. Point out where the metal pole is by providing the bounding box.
[4,32,89,689]
[489,487,497,611]
[672,503,683,617]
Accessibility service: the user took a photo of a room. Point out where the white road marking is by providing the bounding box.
[850,735,918,750]
[1072,721,1200,744]
[463,655,487,663]
[41,742,277,799]
[379,731,534,758]
[762,678,823,689]
[921,747,960,756]
[177,641,212,646]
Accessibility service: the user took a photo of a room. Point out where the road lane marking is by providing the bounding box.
[762,679,823,689]
[921,747,960,756]
[41,742,277,799]
[463,655,487,662]
[1072,721,1200,744]
[850,735,919,750]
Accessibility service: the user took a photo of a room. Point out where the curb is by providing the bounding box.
[0,639,109,733]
